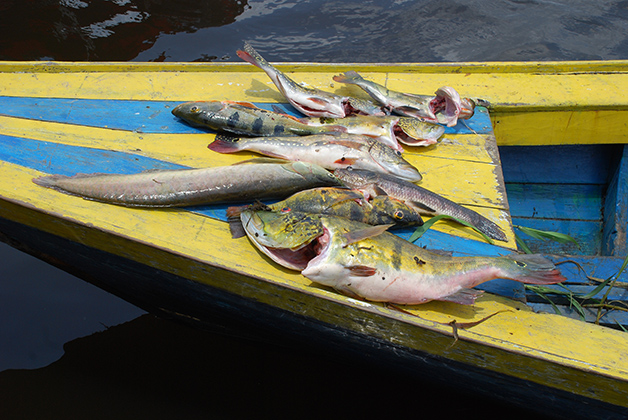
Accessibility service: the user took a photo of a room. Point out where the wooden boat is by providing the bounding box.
[0,60,626,418]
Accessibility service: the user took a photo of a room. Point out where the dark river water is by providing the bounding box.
[1,1,628,418]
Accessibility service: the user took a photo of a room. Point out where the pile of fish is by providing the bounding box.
[32,41,565,305]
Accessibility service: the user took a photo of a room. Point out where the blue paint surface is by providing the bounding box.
[0,96,491,135]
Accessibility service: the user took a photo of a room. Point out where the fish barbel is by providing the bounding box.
[208,133,422,181]
[241,210,565,305]
[333,70,475,127]
[228,187,422,229]
[172,100,346,137]
[237,42,384,118]
[333,168,507,242]
[302,115,445,151]
[32,161,343,207]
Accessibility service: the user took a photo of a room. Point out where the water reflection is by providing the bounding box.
[0,314,555,419]
[0,0,249,61]
[1,0,627,62]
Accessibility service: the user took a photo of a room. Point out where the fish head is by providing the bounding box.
[286,161,345,187]
[240,210,324,271]
[459,98,476,119]
[332,167,378,191]
[171,101,226,126]
[365,139,422,182]
[369,196,423,226]
[394,118,445,146]
[431,86,462,127]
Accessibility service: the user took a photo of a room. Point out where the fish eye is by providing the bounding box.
[395,151,402,156]
[394,210,404,219]
[190,106,199,113]
[281,207,291,213]
[515,261,526,267]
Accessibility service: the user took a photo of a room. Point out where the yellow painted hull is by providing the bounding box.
[0,60,627,416]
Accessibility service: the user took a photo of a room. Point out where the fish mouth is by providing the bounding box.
[430,86,462,127]
[255,241,319,271]
[393,122,444,147]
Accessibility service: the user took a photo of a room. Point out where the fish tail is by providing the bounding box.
[333,70,363,85]
[226,204,248,219]
[236,41,268,69]
[227,214,247,239]
[500,254,566,284]
[207,134,243,154]
[32,174,67,188]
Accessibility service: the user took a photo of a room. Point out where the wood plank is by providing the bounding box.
[506,183,604,221]
[603,145,628,256]
[493,109,628,146]
[499,144,620,184]
[528,254,628,327]
[512,218,602,255]
[527,303,628,328]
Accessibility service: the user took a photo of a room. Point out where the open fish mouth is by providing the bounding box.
[257,226,331,273]
[430,86,462,127]
[240,210,324,271]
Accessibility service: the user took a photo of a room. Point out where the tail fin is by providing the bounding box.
[236,42,267,69]
[504,254,566,284]
[226,205,247,219]
[32,174,66,188]
[227,215,246,239]
[333,70,363,85]
[207,135,243,154]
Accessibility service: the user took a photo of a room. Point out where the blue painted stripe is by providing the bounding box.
[0,134,186,176]
[0,96,491,135]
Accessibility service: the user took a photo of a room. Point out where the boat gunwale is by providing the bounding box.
[0,59,626,75]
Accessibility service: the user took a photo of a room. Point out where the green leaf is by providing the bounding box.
[527,287,561,315]
[515,234,533,254]
[409,214,494,244]
[515,225,578,245]
[615,254,628,280]
[578,278,612,300]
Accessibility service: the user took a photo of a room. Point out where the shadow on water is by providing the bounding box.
[0,314,558,420]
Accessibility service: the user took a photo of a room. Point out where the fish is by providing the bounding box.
[32,161,343,207]
[333,70,475,127]
[227,187,423,235]
[301,115,445,151]
[240,210,566,305]
[333,168,507,242]
[236,42,384,118]
[207,133,422,181]
[171,100,348,137]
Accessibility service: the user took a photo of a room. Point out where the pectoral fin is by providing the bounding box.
[346,265,377,276]
[437,289,484,305]
[342,224,394,245]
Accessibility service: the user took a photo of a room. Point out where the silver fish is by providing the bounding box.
[333,168,507,242]
[333,70,475,127]
[33,162,343,207]
[207,133,422,181]
[237,42,384,118]
[301,114,445,151]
